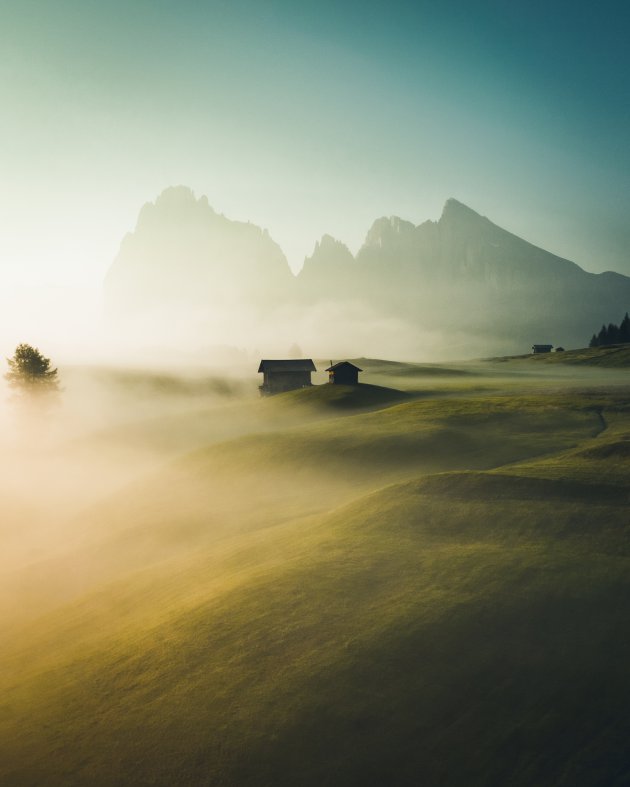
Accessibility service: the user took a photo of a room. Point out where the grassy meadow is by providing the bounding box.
[1,351,630,785]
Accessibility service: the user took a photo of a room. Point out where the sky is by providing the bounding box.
[0,0,629,351]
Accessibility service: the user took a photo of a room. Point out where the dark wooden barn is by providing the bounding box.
[258,359,316,395]
[532,344,553,354]
[326,361,363,385]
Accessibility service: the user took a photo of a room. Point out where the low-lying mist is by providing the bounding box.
[2,345,630,786]
[0,366,250,585]
[0,355,615,634]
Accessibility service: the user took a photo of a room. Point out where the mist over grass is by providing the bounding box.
[1,352,630,784]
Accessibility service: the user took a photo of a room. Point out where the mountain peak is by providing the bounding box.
[440,198,483,223]
[135,186,215,231]
[155,185,199,206]
[317,233,345,250]
[300,234,354,278]
[365,215,415,247]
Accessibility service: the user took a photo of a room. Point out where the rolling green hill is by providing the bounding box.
[274,380,410,411]
[2,376,630,785]
[523,344,630,367]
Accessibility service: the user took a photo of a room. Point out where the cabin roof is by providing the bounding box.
[532,344,553,349]
[258,359,316,373]
[325,361,363,372]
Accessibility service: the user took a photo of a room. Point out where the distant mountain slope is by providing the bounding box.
[104,186,294,316]
[104,190,630,357]
[298,198,630,350]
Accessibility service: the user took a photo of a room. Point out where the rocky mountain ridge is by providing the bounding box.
[104,188,630,356]
[105,186,293,315]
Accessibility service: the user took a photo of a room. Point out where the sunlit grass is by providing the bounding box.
[1,359,630,785]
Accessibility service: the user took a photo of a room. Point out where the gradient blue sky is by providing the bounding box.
[1,0,629,296]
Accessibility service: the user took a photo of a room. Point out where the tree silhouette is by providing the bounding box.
[588,314,630,347]
[5,344,59,396]
[608,323,619,343]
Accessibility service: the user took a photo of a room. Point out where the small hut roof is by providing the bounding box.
[258,359,316,373]
[325,361,363,372]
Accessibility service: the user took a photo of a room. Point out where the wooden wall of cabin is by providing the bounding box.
[331,368,359,385]
[265,371,312,393]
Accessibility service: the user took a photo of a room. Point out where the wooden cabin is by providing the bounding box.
[325,361,362,385]
[532,344,553,354]
[258,359,316,395]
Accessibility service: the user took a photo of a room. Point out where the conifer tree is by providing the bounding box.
[5,344,60,396]
[588,313,630,348]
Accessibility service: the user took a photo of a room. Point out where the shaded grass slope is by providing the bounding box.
[526,345,630,367]
[0,393,604,624]
[2,463,630,785]
[2,390,630,785]
[275,381,410,411]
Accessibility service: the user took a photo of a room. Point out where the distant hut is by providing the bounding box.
[258,359,316,395]
[555,347,565,352]
[532,344,553,354]
[326,361,362,385]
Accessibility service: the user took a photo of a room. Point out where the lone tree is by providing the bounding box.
[5,343,59,396]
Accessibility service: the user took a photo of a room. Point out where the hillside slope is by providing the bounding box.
[2,388,630,785]
[527,344,630,367]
